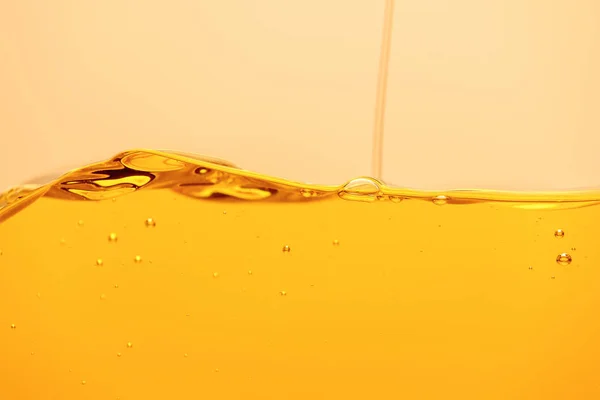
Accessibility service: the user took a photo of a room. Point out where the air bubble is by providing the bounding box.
[60,238,66,245]
[279,291,287,296]
[432,195,448,205]
[213,272,219,278]
[96,259,104,266]
[556,253,572,265]
[554,229,565,238]
[528,266,533,270]
[282,245,291,253]
[145,218,156,227]
[248,270,253,275]
[81,381,86,385]
[77,220,84,226]
[300,189,317,198]
[10,324,16,329]
[332,240,340,246]
[389,195,403,203]
[114,284,119,289]
[199,168,208,174]
[100,294,106,300]
[108,233,118,242]
[209,172,223,184]
[127,342,133,348]
[184,353,188,358]
[338,178,381,202]
[134,255,142,263]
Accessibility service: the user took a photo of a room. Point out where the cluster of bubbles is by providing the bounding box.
[8,186,581,392]
[529,229,573,276]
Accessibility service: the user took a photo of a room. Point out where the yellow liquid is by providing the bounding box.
[1,150,600,399]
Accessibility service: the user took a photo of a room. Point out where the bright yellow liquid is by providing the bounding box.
[1,150,600,399]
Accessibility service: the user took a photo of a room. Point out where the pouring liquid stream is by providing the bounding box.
[371,0,395,181]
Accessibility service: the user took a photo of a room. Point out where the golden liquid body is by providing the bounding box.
[1,150,600,399]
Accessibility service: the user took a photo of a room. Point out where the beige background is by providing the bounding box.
[0,1,598,190]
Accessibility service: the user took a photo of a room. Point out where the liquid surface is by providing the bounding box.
[1,149,600,399]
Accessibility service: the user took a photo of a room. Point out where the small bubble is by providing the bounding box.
[100,294,106,300]
[112,198,116,202]
[127,342,133,348]
[279,291,287,296]
[145,218,156,227]
[571,247,577,251]
[77,220,84,226]
[551,276,556,279]
[215,368,220,372]
[184,353,188,358]
[528,266,533,270]
[339,178,381,202]
[96,258,104,266]
[432,195,448,205]
[222,211,227,215]
[213,272,219,278]
[81,381,86,385]
[108,233,118,242]
[117,352,121,357]
[60,238,66,245]
[134,255,142,263]
[10,324,16,329]
[554,229,565,238]
[300,189,317,198]
[389,195,403,203]
[282,245,291,253]
[332,240,340,246]
[556,253,572,266]
[248,270,253,275]
[36,293,41,298]
[30,352,34,356]
[209,173,222,184]
[114,284,119,289]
